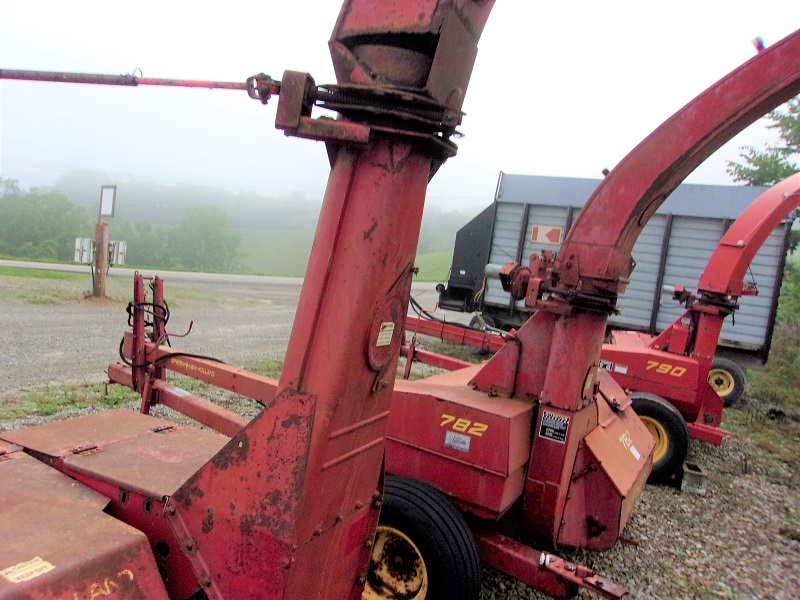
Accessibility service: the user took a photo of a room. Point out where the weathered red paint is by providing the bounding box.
[3,6,799,600]
[603,172,800,441]
[2,2,498,597]
[0,68,251,90]
[475,530,628,600]
[406,315,506,352]
[400,343,474,372]
[0,429,171,600]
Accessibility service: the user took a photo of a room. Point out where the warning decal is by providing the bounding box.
[376,322,395,347]
[1,557,55,583]
[539,411,569,443]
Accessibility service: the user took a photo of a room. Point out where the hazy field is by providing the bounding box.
[237,228,453,282]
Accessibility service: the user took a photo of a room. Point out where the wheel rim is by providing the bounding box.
[708,368,735,397]
[639,416,668,463]
[362,525,428,600]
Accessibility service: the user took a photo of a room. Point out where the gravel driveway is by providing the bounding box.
[2,268,798,599]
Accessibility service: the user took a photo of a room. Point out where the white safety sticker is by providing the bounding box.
[376,322,395,347]
[598,359,613,371]
[630,445,641,461]
[444,430,471,453]
[614,364,629,375]
[1,557,55,583]
[539,411,569,443]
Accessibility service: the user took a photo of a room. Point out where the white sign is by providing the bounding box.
[99,185,117,217]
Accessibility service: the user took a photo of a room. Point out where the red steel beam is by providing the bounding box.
[118,331,280,404]
[474,530,626,600]
[107,363,251,437]
[0,68,249,90]
[698,173,800,297]
[406,316,506,352]
[162,3,497,599]
[400,345,473,372]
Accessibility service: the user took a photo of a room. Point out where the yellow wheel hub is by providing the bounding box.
[708,368,735,397]
[640,416,668,463]
[362,525,428,600]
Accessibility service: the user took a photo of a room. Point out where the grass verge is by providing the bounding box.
[0,383,140,425]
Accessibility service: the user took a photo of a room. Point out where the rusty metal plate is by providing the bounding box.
[0,441,19,456]
[0,450,168,599]
[64,421,229,500]
[0,409,173,458]
[584,401,654,497]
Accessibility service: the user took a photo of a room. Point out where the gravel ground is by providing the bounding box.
[2,271,799,599]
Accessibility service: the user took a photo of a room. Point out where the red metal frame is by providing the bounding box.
[603,173,800,439]
[2,6,799,600]
[1,2,504,599]
[388,25,800,567]
[405,173,800,448]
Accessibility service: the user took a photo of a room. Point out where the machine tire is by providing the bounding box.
[630,392,690,484]
[363,476,480,600]
[708,357,746,407]
[468,314,495,330]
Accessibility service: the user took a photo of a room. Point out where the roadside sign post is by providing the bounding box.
[94,185,116,298]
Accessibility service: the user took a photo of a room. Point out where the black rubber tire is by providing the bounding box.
[370,476,480,600]
[468,314,496,330]
[630,392,690,484]
[708,357,747,407]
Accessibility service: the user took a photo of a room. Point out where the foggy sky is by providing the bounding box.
[1,1,797,213]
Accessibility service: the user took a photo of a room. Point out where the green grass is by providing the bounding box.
[414,250,452,282]
[0,266,83,280]
[0,383,139,424]
[722,407,800,477]
[238,229,315,277]
[236,228,453,282]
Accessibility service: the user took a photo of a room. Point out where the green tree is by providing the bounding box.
[0,181,91,261]
[110,221,174,268]
[0,177,21,198]
[727,98,799,186]
[168,206,241,272]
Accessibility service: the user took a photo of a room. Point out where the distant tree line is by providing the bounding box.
[0,178,241,272]
[0,179,90,261]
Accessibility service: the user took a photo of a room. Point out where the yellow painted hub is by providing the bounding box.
[708,368,735,397]
[362,525,428,600]
[640,416,668,463]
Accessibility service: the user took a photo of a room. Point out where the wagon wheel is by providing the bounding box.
[708,357,746,407]
[362,476,480,600]
[629,392,689,483]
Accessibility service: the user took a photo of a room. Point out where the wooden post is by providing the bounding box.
[93,222,109,298]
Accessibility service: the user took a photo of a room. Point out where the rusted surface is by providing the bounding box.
[3,1,501,598]
[476,528,628,599]
[0,409,167,459]
[456,27,800,554]
[405,315,506,352]
[400,344,473,372]
[474,530,578,600]
[117,332,280,404]
[330,0,495,110]
[599,174,800,449]
[389,373,533,519]
[153,379,250,436]
[0,68,249,90]
[0,449,168,599]
[63,419,228,499]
